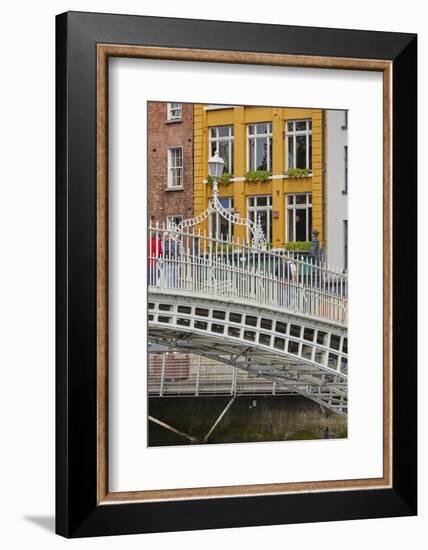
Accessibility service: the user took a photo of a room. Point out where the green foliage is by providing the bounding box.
[285,241,312,251]
[207,243,233,252]
[286,168,311,178]
[207,172,232,186]
[244,170,271,183]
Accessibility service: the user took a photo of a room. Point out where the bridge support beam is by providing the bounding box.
[148,415,198,444]
[203,396,236,443]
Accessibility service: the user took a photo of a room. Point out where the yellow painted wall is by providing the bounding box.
[193,105,324,246]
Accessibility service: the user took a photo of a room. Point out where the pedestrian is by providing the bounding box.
[276,256,297,308]
[148,230,163,286]
[164,235,180,288]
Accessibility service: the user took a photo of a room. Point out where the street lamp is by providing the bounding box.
[208,151,225,196]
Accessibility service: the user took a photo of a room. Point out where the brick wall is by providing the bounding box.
[147,102,194,224]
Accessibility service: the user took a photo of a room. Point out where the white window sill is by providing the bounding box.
[165,186,184,191]
[165,118,183,124]
[201,173,313,184]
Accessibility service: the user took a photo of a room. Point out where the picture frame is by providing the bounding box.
[56,11,417,538]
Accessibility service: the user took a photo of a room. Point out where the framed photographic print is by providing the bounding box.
[56,11,417,537]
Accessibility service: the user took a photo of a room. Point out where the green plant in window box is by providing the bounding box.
[285,241,312,251]
[207,243,234,253]
[244,170,271,183]
[207,172,232,186]
[286,168,311,178]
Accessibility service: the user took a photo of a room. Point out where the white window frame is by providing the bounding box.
[166,103,182,121]
[167,146,184,189]
[209,197,234,240]
[209,126,234,174]
[247,123,273,171]
[247,195,272,243]
[166,215,183,229]
[286,193,312,242]
[285,119,312,171]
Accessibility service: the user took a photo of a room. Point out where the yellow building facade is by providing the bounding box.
[193,105,324,248]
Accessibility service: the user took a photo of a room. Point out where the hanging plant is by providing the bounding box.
[244,170,271,183]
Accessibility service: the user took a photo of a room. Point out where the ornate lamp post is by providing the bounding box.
[207,151,225,197]
[166,150,266,247]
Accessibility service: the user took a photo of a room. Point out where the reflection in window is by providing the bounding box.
[209,126,234,174]
[211,197,234,240]
[247,123,272,171]
[247,195,272,243]
[167,103,182,121]
[167,147,183,188]
[286,119,312,170]
[286,193,312,242]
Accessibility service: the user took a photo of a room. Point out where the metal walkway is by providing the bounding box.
[149,352,339,398]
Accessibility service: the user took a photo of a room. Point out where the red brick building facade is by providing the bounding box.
[147,102,194,225]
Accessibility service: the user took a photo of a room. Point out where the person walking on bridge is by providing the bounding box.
[148,230,163,287]
[276,256,297,308]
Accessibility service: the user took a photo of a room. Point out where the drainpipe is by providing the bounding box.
[321,110,326,261]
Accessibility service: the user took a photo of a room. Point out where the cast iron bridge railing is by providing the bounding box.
[148,224,348,324]
[148,224,348,416]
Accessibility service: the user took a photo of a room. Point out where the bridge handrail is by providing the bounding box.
[149,225,347,285]
[148,224,348,322]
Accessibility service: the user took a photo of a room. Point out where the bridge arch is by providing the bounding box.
[148,290,348,416]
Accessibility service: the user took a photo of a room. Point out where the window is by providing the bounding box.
[166,215,183,229]
[286,120,312,170]
[166,103,182,121]
[211,198,234,240]
[167,147,183,188]
[343,146,348,194]
[341,111,348,130]
[343,220,348,271]
[247,123,272,171]
[247,195,272,243]
[209,126,234,174]
[286,193,312,242]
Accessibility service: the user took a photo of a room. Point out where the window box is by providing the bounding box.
[245,170,271,183]
[285,168,312,178]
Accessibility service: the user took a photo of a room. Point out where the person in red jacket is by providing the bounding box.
[148,232,163,286]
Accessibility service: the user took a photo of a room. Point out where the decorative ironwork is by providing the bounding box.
[170,179,267,247]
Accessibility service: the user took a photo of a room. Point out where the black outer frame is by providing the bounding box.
[56,11,417,538]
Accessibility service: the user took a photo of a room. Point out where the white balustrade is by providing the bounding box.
[148,223,348,324]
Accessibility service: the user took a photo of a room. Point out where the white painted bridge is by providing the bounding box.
[148,224,348,417]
